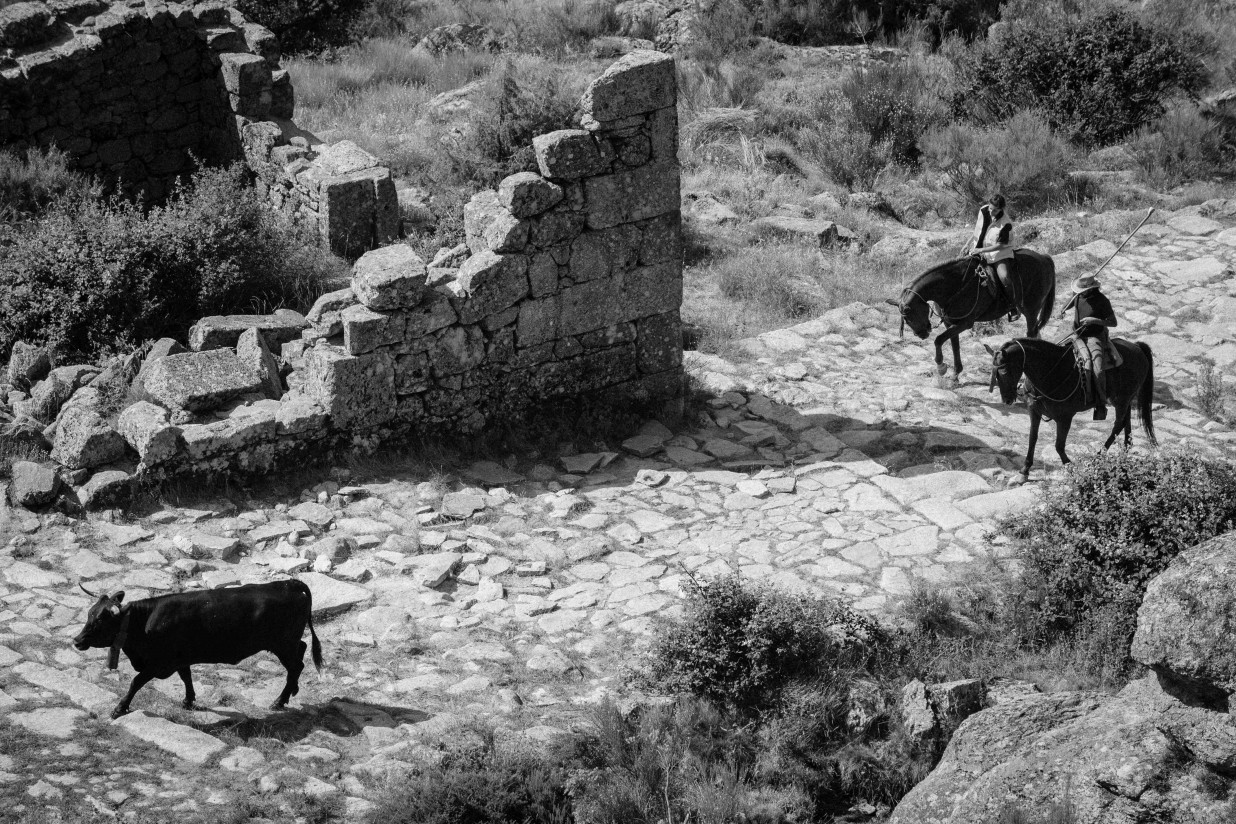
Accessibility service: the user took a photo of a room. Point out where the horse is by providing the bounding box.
[987,337,1156,483]
[891,251,1057,379]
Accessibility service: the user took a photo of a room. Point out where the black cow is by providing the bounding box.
[73,579,323,719]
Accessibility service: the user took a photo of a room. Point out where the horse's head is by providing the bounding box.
[888,287,931,340]
[986,341,1023,405]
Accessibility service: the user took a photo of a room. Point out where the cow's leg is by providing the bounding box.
[113,671,156,719]
[178,667,196,710]
[271,642,307,710]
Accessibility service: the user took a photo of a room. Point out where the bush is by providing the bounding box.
[368,737,573,824]
[955,7,1207,147]
[0,147,97,228]
[0,163,345,362]
[237,0,368,52]
[754,0,1000,46]
[1128,104,1230,189]
[1002,450,1236,642]
[919,109,1078,210]
[642,573,886,712]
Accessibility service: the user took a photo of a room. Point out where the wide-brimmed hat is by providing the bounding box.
[1072,275,1100,294]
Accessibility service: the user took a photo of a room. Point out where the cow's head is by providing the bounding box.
[73,586,125,651]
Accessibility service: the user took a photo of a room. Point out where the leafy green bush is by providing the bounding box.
[919,109,1078,210]
[642,573,886,712]
[0,163,345,362]
[1002,450,1236,641]
[368,738,573,824]
[841,62,939,164]
[956,7,1206,147]
[1129,104,1230,189]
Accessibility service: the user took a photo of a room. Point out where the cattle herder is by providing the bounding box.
[1061,274,1118,421]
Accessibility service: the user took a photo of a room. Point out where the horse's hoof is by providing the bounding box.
[1008,474,1028,488]
[269,701,288,711]
[110,706,129,720]
[935,363,949,376]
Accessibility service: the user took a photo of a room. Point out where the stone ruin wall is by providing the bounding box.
[4,49,685,505]
[0,0,395,256]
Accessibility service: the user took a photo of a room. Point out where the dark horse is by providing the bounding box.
[988,337,1156,482]
[891,251,1057,378]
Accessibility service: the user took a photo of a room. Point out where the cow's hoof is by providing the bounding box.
[269,701,288,711]
[181,700,195,711]
[110,706,129,720]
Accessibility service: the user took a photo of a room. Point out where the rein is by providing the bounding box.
[901,261,986,329]
[1013,341,1083,404]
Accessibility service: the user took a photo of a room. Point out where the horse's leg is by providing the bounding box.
[1055,414,1075,467]
[933,328,951,376]
[950,328,963,376]
[1103,403,1129,451]
[1018,406,1042,482]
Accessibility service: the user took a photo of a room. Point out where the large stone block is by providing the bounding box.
[342,304,404,355]
[430,326,486,377]
[403,292,459,340]
[498,172,564,219]
[622,261,682,319]
[581,50,676,123]
[7,341,51,387]
[451,251,529,325]
[516,297,560,348]
[528,251,559,298]
[219,52,271,99]
[570,224,640,282]
[235,328,283,400]
[583,162,679,229]
[647,105,678,162]
[0,2,54,49]
[189,315,306,351]
[352,245,427,310]
[532,129,612,180]
[51,406,126,470]
[9,461,60,509]
[464,191,528,253]
[304,345,395,430]
[637,211,682,265]
[561,277,623,337]
[636,311,683,374]
[530,209,586,248]
[527,343,638,397]
[394,352,431,394]
[117,401,182,465]
[143,349,264,413]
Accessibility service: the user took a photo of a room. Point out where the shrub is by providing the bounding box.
[0,163,345,362]
[1193,358,1228,421]
[0,147,97,228]
[754,0,1000,46]
[1001,450,1236,642]
[919,109,1078,210]
[955,7,1207,147]
[642,573,886,712]
[237,0,367,52]
[368,738,573,824]
[1128,104,1230,190]
[840,62,939,164]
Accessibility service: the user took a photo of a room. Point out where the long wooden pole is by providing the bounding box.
[1091,206,1155,281]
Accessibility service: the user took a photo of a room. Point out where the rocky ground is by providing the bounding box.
[2,206,1235,822]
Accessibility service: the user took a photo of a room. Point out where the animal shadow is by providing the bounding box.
[201,697,429,743]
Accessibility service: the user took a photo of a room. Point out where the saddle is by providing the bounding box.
[974,253,1023,320]
[1071,336,1125,406]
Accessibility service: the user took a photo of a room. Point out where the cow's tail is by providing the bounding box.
[1138,342,1157,446]
[305,588,323,672]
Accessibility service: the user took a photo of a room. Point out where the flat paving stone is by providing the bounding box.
[113,712,227,764]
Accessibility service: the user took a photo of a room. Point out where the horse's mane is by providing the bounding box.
[907,257,972,292]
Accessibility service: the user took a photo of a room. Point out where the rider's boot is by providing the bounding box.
[1092,369,1108,421]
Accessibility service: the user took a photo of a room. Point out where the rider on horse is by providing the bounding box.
[1061,274,1118,421]
[964,194,1020,320]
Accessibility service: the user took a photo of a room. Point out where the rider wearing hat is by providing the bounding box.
[965,194,1019,320]
[1062,274,1117,421]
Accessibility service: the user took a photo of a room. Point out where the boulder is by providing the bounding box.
[236,328,283,400]
[51,406,126,470]
[6,341,50,388]
[142,349,264,413]
[8,461,60,509]
[29,371,75,422]
[1131,530,1236,707]
[753,216,854,248]
[684,192,739,226]
[414,23,502,55]
[0,2,55,50]
[352,245,427,311]
[430,244,469,269]
[117,401,182,465]
[79,469,133,511]
[890,678,1236,824]
[589,35,655,58]
[188,315,307,352]
[498,172,564,219]
[581,49,676,124]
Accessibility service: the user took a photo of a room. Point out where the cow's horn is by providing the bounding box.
[982,343,995,356]
[885,298,899,306]
[79,583,98,598]
[989,369,997,394]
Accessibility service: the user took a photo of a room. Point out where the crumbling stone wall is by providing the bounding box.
[3,50,685,502]
[0,0,395,255]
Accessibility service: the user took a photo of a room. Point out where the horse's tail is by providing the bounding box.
[1137,342,1157,446]
[1033,256,1056,337]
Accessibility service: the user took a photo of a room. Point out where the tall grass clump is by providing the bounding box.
[0,163,345,362]
[920,109,1078,210]
[0,147,98,228]
[1000,450,1236,648]
[955,6,1206,147]
[1129,105,1230,190]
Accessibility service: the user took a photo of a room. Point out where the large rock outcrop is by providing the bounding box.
[891,530,1236,824]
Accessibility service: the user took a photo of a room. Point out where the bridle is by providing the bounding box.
[991,340,1082,403]
[898,260,986,338]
